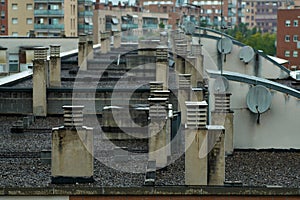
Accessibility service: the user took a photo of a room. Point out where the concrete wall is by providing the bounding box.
[199,35,289,79]
[209,78,300,149]
[0,89,149,115]
[0,38,78,54]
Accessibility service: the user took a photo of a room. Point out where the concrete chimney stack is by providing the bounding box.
[207,125,225,186]
[78,34,87,70]
[175,43,187,74]
[32,47,48,117]
[149,81,163,97]
[148,97,168,168]
[160,31,168,45]
[185,101,208,185]
[113,31,121,49]
[51,105,94,184]
[87,32,94,60]
[156,45,169,89]
[211,93,234,155]
[49,44,61,87]
[191,44,204,83]
[100,31,110,54]
[178,74,191,125]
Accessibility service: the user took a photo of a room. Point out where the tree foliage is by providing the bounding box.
[225,23,276,55]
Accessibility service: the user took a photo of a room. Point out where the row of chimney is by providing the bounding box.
[49,30,234,186]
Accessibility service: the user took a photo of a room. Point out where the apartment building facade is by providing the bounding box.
[277,9,300,70]
[93,2,169,44]
[0,0,8,35]
[243,0,287,33]
[4,0,93,37]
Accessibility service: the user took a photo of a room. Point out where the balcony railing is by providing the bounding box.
[34,24,64,30]
[78,11,93,17]
[121,24,138,31]
[78,24,93,30]
[78,0,93,5]
[34,10,64,16]
[142,24,158,29]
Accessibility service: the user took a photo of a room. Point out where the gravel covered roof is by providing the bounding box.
[0,116,300,188]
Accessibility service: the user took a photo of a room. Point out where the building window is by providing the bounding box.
[294,20,298,27]
[294,35,298,42]
[1,10,5,19]
[26,4,33,10]
[285,35,290,42]
[12,32,18,36]
[26,18,32,24]
[12,4,18,10]
[285,20,291,27]
[293,51,298,57]
[285,50,290,57]
[12,18,18,24]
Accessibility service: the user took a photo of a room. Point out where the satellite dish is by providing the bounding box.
[217,37,233,54]
[246,85,272,114]
[184,21,195,35]
[239,46,255,64]
[213,76,229,93]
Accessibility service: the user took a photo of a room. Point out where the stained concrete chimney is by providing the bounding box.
[87,32,94,60]
[148,97,168,168]
[160,31,168,45]
[207,125,225,185]
[100,31,110,54]
[211,93,234,155]
[185,56,198,87]
[32,47,48,117]
[49,44,61,87]
[78,34,87,70]
[156,45,169,89]
[178,74,191,125]
[191,44,204,83]
[175,43,187,74]
[153,90,171,159]
[51,105,94,183]
[113,31,121,49]
[191,88,204,102]
[149,81,163,97]
[185,101,208,185]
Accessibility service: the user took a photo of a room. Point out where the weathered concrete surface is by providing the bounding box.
[211,112,234,155]
[32,59,47,117]
[51,127,94,178]
[185,129,208,185]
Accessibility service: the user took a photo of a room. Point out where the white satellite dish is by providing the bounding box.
[246,85,272,114]
[184,21,195,35]
[239,46,255,64]
[213,76,229,93]
[217,37,233,54]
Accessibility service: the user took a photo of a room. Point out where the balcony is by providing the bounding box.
[78,0,93,6]
[34,0,63,2]
[121,23,138,31]
[78,11,93,17]
[142,24,158,29]
[34,10,64,16]
[78,24,93,30]
[34,24,64,30]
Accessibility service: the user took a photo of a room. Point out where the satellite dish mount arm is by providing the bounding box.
[255,105,260,124]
